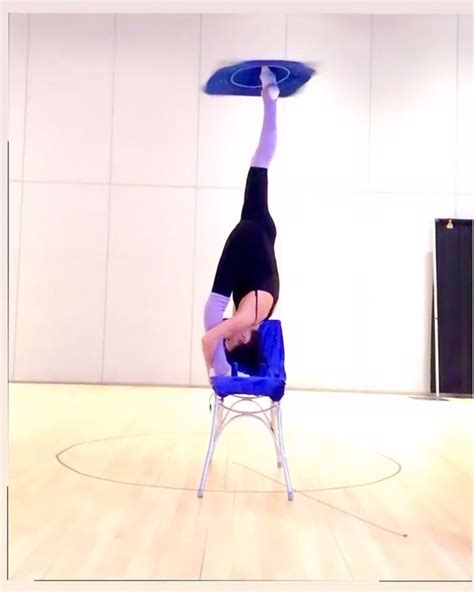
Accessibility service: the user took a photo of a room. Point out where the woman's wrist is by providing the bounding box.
[202,332,217,349]
[202,333,217,371]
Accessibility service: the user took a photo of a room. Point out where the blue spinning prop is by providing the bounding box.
[204,59,316,97]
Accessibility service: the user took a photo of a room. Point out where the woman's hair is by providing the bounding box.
[226,329,264,375]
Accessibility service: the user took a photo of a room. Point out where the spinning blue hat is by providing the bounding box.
[204,59,316,97]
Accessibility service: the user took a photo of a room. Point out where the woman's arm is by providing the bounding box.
[203,292,231,375]
[204,292,229,330]
[202,306,255,374]
[250,67,279,168]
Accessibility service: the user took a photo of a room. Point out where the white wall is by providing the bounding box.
[8,13,473,393]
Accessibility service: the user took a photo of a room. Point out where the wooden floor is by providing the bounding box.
[8,383,473,583]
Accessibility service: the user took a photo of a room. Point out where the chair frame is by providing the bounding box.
[197,392,294,501]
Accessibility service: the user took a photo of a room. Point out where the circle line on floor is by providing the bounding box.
[55,432,403,494]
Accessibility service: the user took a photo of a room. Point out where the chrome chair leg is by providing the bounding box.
[197,393,221,498]
[276,401,294,501]
[209,397,224,466]
[270,405,282,468]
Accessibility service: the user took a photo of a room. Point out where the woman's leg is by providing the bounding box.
[251,66,279,168]
[241,67,279,240]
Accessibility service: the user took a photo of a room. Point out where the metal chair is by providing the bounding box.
[197,320,294,501]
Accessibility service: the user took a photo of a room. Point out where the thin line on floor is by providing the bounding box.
[199,529,209,580]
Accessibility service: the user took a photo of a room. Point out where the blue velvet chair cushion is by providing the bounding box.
[210,320,286,401]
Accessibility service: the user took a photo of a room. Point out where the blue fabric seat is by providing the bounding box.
[210,320,286,401]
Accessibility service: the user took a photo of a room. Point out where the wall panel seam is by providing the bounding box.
[12,14,31,381]
[7,15,10,389]
[368,14,374,190]
[8,179,469,198]
[100,14,117,383]
[454,14,460,215]
[365,13,374,392]
[189,14,203,386]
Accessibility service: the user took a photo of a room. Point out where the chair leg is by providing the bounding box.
[197,393,221,498]
[275,401,294,501]
[270,406,282,468]
[209,398,224,465]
